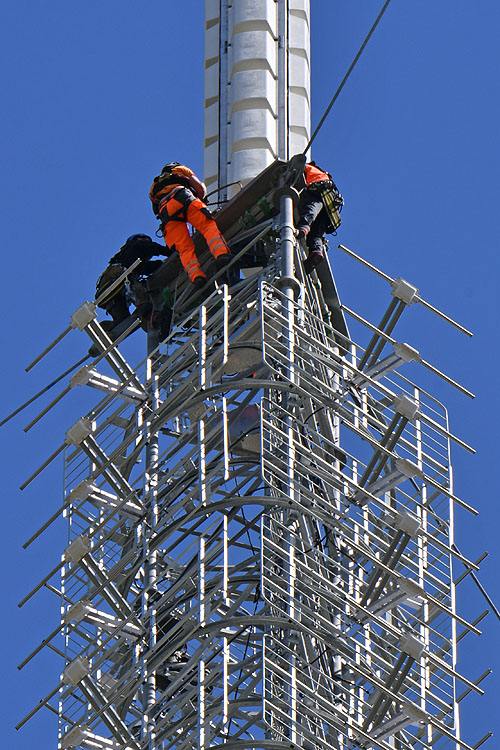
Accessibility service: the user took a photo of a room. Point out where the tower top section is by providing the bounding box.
[204,0,310,197]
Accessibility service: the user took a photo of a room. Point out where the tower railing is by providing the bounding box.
[16,175,486,750]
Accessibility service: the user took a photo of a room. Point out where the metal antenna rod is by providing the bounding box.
[453,543,500,624]
[25,325,72,372]
[0,354,89,427]
[25,258,142,372]
[339,243,473,336]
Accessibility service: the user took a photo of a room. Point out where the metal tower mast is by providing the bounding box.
[16,4,489,750]
[204,0,310,196]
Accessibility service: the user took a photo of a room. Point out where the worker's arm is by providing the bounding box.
[151,240,171,256]
[188,172,207,201]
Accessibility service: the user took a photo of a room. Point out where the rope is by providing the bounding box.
[303,0,393,154]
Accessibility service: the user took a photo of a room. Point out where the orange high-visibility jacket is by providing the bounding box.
[304,163,331,186]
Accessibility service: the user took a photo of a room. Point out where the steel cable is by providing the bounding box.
[304,0,393,154]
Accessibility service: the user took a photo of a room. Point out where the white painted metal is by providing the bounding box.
[204,0,310,197]
[16,221,483,749]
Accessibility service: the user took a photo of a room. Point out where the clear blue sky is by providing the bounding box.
[1,2,499,747]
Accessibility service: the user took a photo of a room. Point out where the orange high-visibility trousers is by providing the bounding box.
[162,196,229,283]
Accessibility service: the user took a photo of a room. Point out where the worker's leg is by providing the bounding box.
[297,189,324,233]
[106,294,130,325]
[307,209,329,254]
[163,199,206,283]
[186,199,230,261]
[303,206,329,274]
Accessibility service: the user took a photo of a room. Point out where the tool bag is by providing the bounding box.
[320,184,343,233]
[308,178,343,233]
[95,264,126,309]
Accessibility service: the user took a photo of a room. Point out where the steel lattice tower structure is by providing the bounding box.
[16,3,489,750]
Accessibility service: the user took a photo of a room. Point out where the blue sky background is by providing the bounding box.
[1,1,499,747]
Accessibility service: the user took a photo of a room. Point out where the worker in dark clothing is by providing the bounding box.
[149,162,232,288]
[296,162,343,275]
[96,234,168,328]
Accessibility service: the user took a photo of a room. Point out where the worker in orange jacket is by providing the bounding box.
[296,162,343,274]
[149,162,231,288]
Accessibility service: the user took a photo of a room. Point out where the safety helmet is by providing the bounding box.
[124,234,151,244]
[161,162,181,174]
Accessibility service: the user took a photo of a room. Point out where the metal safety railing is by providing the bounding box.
[15,197,486,750]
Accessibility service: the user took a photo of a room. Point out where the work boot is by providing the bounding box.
[193,276,206,290]
[135,302,153,332]
[296,227,309,251]
[149,309,160,329]
[157,308,173,341]
[303,250,324,275]
[215,252,232,270]
[100,320,115,334]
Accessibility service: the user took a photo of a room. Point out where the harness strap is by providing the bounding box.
[158,187,196,223]
[158,185,184,204]
[161,205,188,223]
[151,172,191,201]
[308,179,334,193]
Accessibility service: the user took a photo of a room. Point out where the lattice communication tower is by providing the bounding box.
[16,3,489,750]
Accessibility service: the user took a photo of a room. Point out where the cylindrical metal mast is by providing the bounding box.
[204,0,310,196]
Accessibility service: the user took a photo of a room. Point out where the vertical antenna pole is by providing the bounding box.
[143,329,159,749]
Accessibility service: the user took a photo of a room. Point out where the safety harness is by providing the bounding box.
[150,163,192,216]
[155,187,215,238]
[150,163,217,241]
[308,178,344,234]
[321,184,343,233]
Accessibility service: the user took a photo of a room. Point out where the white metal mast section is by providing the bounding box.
[15,3,489,750]
[204,0,310,196]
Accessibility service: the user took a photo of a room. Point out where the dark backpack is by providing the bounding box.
[95,264,126,308]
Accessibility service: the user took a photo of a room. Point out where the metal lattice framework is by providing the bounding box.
[16,173,487,750]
